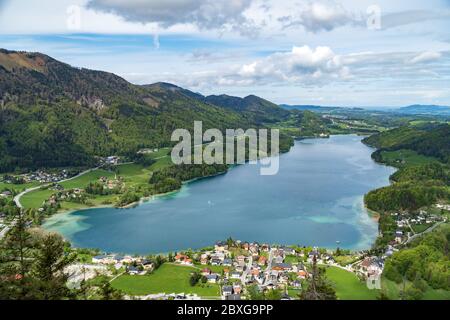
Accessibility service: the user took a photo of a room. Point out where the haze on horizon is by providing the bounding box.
[1,0,450,107]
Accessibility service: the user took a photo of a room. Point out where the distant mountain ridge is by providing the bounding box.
[396,104,450,116]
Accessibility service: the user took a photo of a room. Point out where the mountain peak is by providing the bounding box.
[0,48,50,73]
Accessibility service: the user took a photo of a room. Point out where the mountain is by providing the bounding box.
[0,49,294,173]
[396,104,450,116]
[205,94,290,124]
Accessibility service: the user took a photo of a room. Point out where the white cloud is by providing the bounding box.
[277,1,363,33]
[296,1,356,32]
[178,45,352,87]
[86,0,258,36]
[408,51,442,64]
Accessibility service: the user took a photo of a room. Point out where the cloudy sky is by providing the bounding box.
[1,0,450,107]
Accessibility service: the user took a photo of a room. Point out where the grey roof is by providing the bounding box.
[222,286,233,293]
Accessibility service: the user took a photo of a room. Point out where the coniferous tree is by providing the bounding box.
[299,256,337,300]
[0,210,34,299]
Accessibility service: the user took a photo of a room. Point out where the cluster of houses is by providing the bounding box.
[98,176,123,191]
[137,148,160,155]
[171,241,344,300]
[355,208,449,284]
[92,254,154,275]
[19,170,73,184]
[391,210,446,243]
[99,156,121,166]
[39,188,86,211]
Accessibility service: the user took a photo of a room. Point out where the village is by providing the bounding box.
[65,239,387,300]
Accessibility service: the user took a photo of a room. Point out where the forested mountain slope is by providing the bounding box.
[0,49,301,173]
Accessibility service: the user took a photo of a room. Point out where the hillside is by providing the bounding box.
[363,124,450,164]
[397,104,450,116]
[0,49,301,173]
[363,123,450,217]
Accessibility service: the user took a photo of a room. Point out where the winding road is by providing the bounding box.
[404,221,445,245]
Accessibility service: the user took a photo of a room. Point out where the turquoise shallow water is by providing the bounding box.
[43,135,395,254]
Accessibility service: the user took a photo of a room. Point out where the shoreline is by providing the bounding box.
[41,134,395,255]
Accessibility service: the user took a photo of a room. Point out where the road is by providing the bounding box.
[404,221,445,245]
[0,225,11,240]
[263,249,275,285]
[241,255,253,284]
[13,166,101,209]
[0,219,16,240]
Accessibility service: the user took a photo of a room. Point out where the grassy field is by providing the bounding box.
[20,189,54,208]
[0,181,40,193]
[381,276,450,300]
[380,149,438,167]
[111,264,220,297]
[325,266,379,300]
[20,155,174,209]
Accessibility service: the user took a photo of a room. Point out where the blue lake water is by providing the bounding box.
[43,135,395,254]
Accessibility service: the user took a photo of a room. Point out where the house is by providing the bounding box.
[223,258,232,266]
[281,246,296,255]
[385,248,394,257]
[232,284,242,294]
[183,259,193,266]
[279,274,289,284]
[235,264,244,272]
[258,256,267,266]
[127,265,143,275]
[230,271,241,279]
[236,255,246,264]
[175,254,190,264]
[281,293,291,301]
[274,255,284,264]
[225,294,241,300]
[0,191,12,197]
[119,255,135,264]
[297,270,308,279]
[222,285,233,296]
[251,269,260,277]
[368,258,384,277]
[92,255,116,265]
[201,268,212,276]
[308,250,320,261]
[141,260,154,271]
[206,274,219,283]
[273,263,292,272]
[249,244,259,254]
[211,258,222,266]
[215,241,228,252]
[200,253,209,265]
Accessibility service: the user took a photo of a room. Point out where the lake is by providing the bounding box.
[43,135,395,254]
